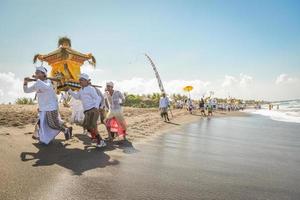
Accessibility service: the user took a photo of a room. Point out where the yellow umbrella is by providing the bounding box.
[183,86,193,92]
[183,86,193,98]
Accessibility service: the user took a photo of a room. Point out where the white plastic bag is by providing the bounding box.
[69,98,85,125]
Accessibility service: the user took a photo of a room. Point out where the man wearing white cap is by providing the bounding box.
[23,66,72,144]
[68,73,106,148]
[105,81,127,141]
[159,92,170,122]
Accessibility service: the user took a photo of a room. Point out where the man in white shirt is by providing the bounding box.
[68,73,106,148]
[105,81,127,141]
[159,93,170,122]
[23,66,72,144]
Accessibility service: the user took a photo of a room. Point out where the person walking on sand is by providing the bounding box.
[187,98,193,114]
[23,66,72,145]
[159,92,170,122]
[207,99,213,117]
[68,73,106,148]
[199,98,206,117]
[105,81,127,141]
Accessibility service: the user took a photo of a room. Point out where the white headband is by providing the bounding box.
[79,73,90,80]
[36,66,47,74]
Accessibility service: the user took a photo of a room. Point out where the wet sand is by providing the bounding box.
[1,113,300,199]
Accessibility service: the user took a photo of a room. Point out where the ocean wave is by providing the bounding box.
[244,109,300,123]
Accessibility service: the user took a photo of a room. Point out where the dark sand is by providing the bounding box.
[1,114,300,200]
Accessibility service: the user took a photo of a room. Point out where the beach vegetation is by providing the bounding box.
[15,97,35,105]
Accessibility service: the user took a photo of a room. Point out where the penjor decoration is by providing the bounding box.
[145,53,165,93]
[145,53,173,117]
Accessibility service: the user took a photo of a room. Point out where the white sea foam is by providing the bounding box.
[244,100,300,123]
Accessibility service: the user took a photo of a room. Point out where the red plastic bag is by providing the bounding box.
[106,117,126,137]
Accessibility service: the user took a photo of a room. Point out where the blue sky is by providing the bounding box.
[0,0,300,101]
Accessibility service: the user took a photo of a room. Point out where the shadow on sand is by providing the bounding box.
[20,141,119,175]
[75,134,139,154]
[191,113,206,117]
[164,121,180,126]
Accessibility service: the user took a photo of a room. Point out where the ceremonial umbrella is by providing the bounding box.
[183,85,193,98]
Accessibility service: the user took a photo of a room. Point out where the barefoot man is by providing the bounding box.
[23,66,72,144]
[68,73,106,148]
[105,81,127,141]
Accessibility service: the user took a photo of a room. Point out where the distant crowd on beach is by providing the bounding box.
[253,103,280,110]
[158,95,246,122]
[174,98,245,112]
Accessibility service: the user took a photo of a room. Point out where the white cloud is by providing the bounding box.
[91,78,212,99]
[222,73,253,88]
[0,72,32,103]
[164,79,211,98]
[113,78,158,94]
[222,75,238,87]
[218,73,255,99]
[239,73,253,87]
[80,64,104,74]
[0,70,299,103]
[82,67,213,98]
[275,74,298,85]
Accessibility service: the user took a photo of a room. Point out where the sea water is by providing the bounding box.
[244,99,300,123]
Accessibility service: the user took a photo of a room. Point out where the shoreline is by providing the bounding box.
[135,110,250,144]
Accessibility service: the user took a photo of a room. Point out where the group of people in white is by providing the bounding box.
[24,66,246,147]
[24,66,126,148]
[159,95,217,121]
[173,97,216,115]
[173,97,245,116]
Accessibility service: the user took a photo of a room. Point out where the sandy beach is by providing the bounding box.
[0,104,246,199]
[1,107,300,200]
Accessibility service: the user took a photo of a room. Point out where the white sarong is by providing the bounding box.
[38,111,61,144]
